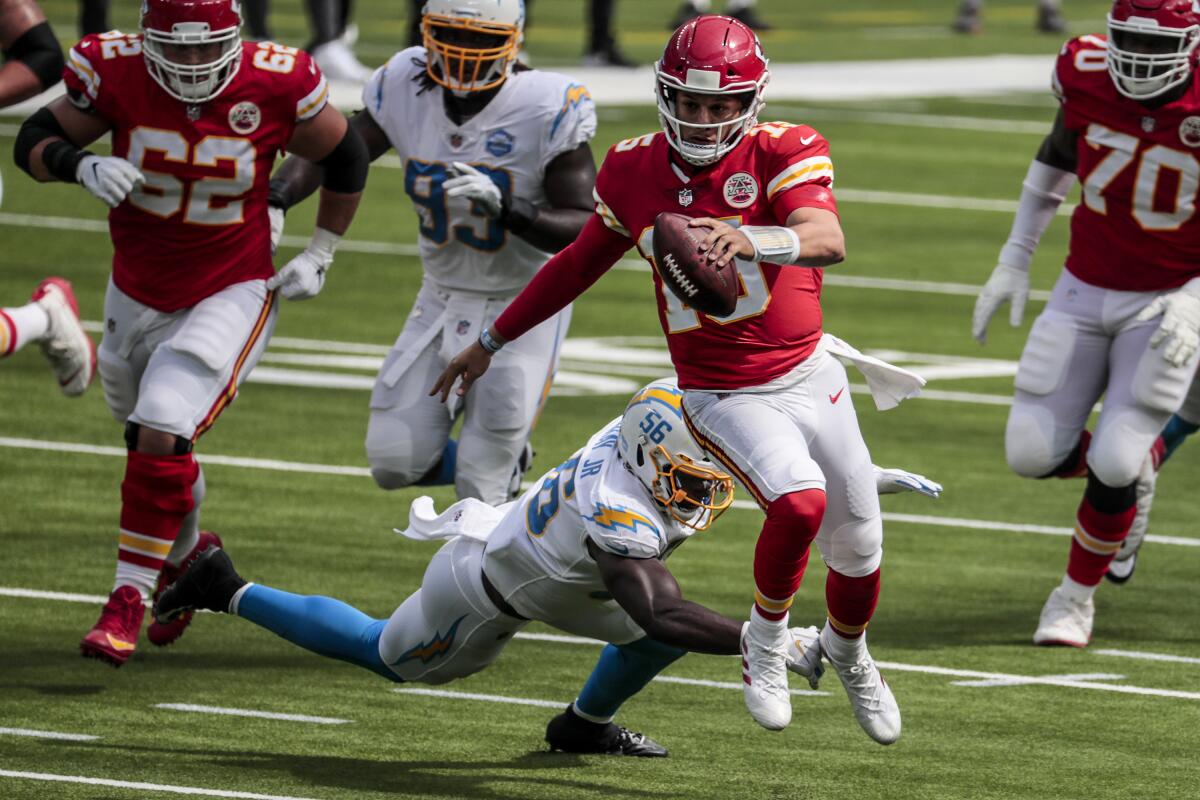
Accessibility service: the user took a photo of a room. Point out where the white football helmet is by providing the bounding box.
[618,378,734,531]
[421,0,524,93]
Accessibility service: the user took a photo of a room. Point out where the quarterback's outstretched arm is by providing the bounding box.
[430,212,632,400]
[589,539,741,655]
[972,109,1078,343]
[0,0,62,109]
[688,203,846,269]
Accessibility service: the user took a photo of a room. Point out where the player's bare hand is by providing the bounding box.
[76,155,144,208]
[972,263,1030,344]
[431,340,493,402]
[689,217,753,268]
[1136,280,1200,367]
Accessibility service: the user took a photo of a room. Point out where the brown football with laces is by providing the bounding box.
[651,212,739,318]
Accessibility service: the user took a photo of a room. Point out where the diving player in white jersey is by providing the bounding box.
[268,0,597,503]
[156,378,942,756]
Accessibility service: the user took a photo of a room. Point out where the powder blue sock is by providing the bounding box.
[416,439,458,486]
[574,637,686,721]
[237,584,396,681]
[1160,414,1199,464]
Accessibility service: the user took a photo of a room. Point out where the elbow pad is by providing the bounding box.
[4,22,64,92]
[316,124,368,194]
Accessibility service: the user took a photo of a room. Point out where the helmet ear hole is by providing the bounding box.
[636,444,645,468]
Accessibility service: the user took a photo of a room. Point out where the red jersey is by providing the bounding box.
[63,33,328,312]
[593,124,838,390]
[1054,34,1200,292]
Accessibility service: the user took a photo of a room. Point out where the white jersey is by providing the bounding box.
[482,418,698,631]
[363,48,597,296]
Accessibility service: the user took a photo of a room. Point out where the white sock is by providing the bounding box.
[1,303,50,354]
[821,624,867,664]
[1059,575,1097,604]
[750,605,789,637]
[571,702,614,725]
[229,582,255,615]
[114,562,160,603]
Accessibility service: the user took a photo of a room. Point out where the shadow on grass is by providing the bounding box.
[63,742,684,800]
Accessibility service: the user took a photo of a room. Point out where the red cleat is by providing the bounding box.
[147,531,223,647]
[80,586,145,667]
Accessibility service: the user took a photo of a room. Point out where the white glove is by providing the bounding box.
[972,263,1030,344]
[874,466,943,498]
[1135,280,1200,368]
[76,155,144,208]
[444,161,503,218]
[268,206,286,256]
[266,228,339,301]
[783,625,823,690]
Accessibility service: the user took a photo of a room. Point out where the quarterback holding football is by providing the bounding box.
[435,15,926,743]
[13,0,368,666]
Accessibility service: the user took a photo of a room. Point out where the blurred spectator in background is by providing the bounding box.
[304,0,372,81]
[243,0,271,39]
[79,0,106,34]
[953,0,1066,34]
[670,1,770,31]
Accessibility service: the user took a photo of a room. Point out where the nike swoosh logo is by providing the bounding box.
[800,134,818,145]
[829,387,845,404]
[105,633,136,651]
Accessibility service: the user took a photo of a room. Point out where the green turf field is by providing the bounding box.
[3,5,1200,799]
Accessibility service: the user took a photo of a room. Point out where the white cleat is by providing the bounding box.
[1107,456,1157,586]
[31,277,95,397]
[785,625,824,689]
[312,40,374,83]
[741,618,792,731]
[821,628,901,745]
[1033,586,1094,648]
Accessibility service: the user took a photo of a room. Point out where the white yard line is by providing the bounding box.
[0,770,324,800]
[875,661,1200,701]
[153,704,351,725]
[0,727,98,741]
[768,105,1050,135]
[1,437,1197,549]
[393,688,565,709]
[1093,649,1200,666]
[651,675,828,698]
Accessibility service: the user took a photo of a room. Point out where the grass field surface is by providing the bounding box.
[2,4,1199,799]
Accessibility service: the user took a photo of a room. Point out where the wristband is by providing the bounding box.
[48,141,93,185]
[479,327,505,354]
[268,177,294,212]
[740,225,801,265]
[501,195,537,235]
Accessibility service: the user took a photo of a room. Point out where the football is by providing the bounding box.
[652,212,739,318]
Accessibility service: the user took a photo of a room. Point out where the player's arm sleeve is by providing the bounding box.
[1,21,63,105]
[765,127,839,222]
[587,538,741,655]
[998,113,1076,271]
[491,211,632,341]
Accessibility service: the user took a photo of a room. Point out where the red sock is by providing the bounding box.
[825,567,880,639]
[1067,495,1135,587]
[117,451,200,579]
[752,489,825,621]
[1150,436,1166,471]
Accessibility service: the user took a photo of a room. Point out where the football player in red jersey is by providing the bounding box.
[973,0,1200,647]
[433,15,915,743]
[12,0,368,667]
[0,0,96,396]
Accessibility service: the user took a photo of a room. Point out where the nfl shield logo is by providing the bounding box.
[678,188,694,207]
[456,319,471,336]
[1142,116,1156,133]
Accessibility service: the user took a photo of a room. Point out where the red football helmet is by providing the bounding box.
[1107,0,1200,100]
[142,0,243,104]
[655,15,769,166]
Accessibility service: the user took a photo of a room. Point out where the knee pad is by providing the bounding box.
[820,518,883,577]
[1088,410,1164,488]
[131,381,198,439]
[98,345,137,424]
[1005,404,1063,478]
[365,411,444,490]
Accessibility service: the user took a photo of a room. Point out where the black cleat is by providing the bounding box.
[153,546,246,624]
[545,706,668,758]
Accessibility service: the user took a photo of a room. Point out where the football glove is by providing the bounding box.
[874,466,943,498]
[1136,279,1200,368]
[784,625,823,690]
[444,161,503,218]
[972,263,1030,344]
[267,228,339,301]
[268,206,285,256]
[76,155,144,208]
